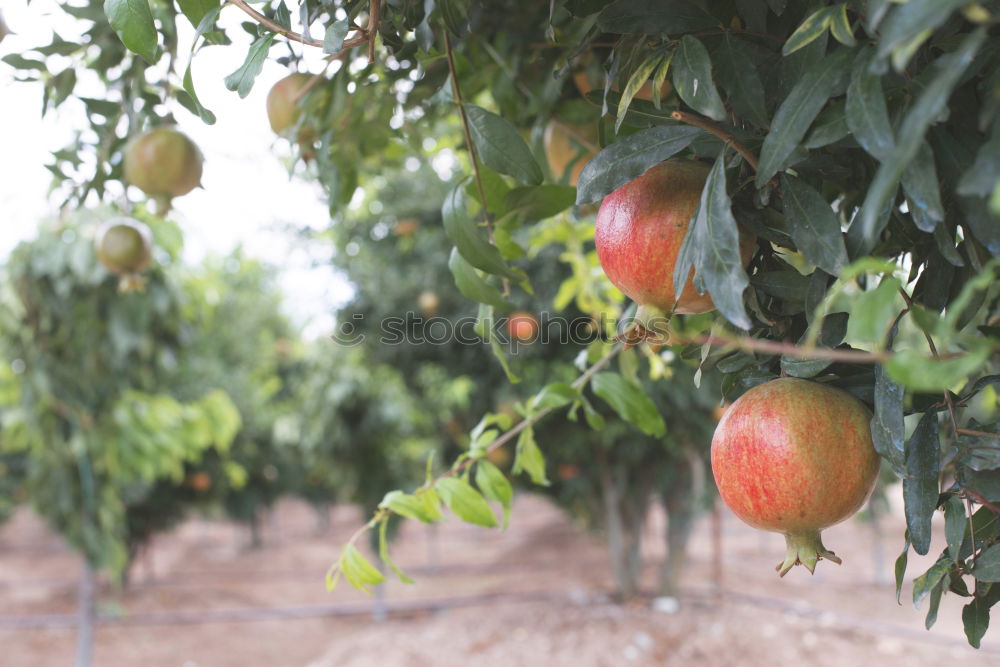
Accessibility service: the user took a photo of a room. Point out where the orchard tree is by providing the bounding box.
[0,212,240,664]
[8,0,1000,648]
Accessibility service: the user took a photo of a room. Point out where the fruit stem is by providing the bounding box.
[776,530,841,577]
[154,195,173,218]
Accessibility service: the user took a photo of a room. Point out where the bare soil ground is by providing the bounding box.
[0,491,996,667]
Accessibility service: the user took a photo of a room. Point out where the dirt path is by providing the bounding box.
[0,493,995,666]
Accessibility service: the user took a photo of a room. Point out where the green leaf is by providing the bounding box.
[958,133,1000,198]
[576,125,702,205]
[846,48,894,161]
[903,411,940,556]
[176,0,218,30]
[529,382,580,413]
[756,48,853,187]
[925,578,944,630]
[2,54,47,71]
[378,519,414,584]
[178,62,216,125]
[513,425,549,486]
[894,536,909,604]
[323,19,350,54]
[340,544,385,592]
[475,460,513,529]
[962,598,990,649]
[751,271,811,301]
[828,4,856,48]
[845,276,902,346]
[591,372,666,437]
[596,0,718,35]
[973,543,1000,582]
[448,249,512,309]
[780,175,849,276]
[912,556,951,609]
[463,104,542,185]
[901,142,944,232]
[714,34,769,128]
[434,476,498,528]
[475,304,520,383]
[871,364,905,473]
[104,0,160,63]
[504,185,576,220]
[782,5,835,57]
[379,490,441,523]
[224,34,275,99]
[439,0,469,36]
[874,0,969,68]
[803,100,848,149]
[617,53,664,132]
[857,29,987,243]
[675,152,752,329]
[671,36,726,122]
[886,346,991,393]
[442,184,520,279]
[944,496,966,563]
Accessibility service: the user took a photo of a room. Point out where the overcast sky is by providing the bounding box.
[0,1,355,339]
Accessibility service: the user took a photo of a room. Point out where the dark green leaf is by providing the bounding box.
[439,0,469,36]
[448,248,512,309]
[617,53,664,132]
[846,48,894,161]
[575,125,702,205]
[780,174,849,276]
[1,54,47,71]
[176,0,218,30]
[944,496,966,563]
[871,364,905,473]
[958,133,1000,198]
[962,598,990,649]
[463,104,542,185]
[671,36,726,121]
[504,185,576,220]
[901,142,944,232]
[903,411,941,555]
[912,556,951,608]
[756,48,853,187]
[323,19,349,54]
[714,34,769,128]
[104,0,160,63]
[894,536,909,604]
[857,29,987,243]
[828,4,856,47]
[597,0,718,35]
[804,100,849,149]
[591,372,666,437]
[434,476,498,527]
[973,543,1000,582]
[179,63,216,125]
[925,579,944,630]
[874,0,968,68]
[224,34,275,98]
[782,5,835,56]
[675,152,752,329]
[751,271,811,301]
[442,184,520,279]
[965,470,1000,503]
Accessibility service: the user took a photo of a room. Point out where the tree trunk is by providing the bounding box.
[660,454,695,596]
[75,559,96,667]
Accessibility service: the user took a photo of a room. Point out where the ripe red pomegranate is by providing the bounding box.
[711,378,880,576]
[267,73,316,141]
[595,160,755,319]
[507,311,539,343]
[123,127,203,200]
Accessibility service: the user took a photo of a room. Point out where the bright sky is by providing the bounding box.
[0,2,354,339]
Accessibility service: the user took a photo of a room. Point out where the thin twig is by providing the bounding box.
[227,0,370,53]
[966,488,1000,518]
[958,428,1000,440]
[676,331,892,364]
[670,111,759,172]
[367,0,381,64]
[443,28,509,294]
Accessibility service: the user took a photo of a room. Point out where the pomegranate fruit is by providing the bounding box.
[507,311,539,343]
[544,120,597,186]
[418,290,440,317]
[711,378,880,576]
[595,159,755,318]
[123,127,203,200]
[96,218,152,275]
[267,73,316,141]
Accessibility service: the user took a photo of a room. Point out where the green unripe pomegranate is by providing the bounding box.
[123,127,203,199]
[95,218,153,280]
[266,73,316,141]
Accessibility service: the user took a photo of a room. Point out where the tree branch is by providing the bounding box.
[670,111,759,172]
[227,0,370,54]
